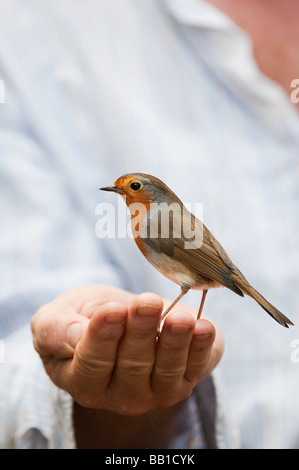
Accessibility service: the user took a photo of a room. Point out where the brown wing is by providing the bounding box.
[145,217,244,296]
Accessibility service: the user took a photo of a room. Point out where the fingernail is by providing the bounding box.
[195,333,213,348]
[67,322,82,348]
[137,304,160,317]
[197,333,212,340]
[105,312,126,324]
[170,323,192,335]
[194,333,213,351]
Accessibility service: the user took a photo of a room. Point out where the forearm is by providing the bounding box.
[74,398,190,449]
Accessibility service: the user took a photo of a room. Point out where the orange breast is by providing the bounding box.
[134,235,149,258]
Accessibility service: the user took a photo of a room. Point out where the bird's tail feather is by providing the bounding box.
[232,275,293,328]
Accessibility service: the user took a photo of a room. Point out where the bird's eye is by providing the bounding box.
[130,182,141,191]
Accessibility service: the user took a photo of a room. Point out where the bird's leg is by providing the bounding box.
[160,286,190,322]
[197,289,208,319]
[157,286,189,338]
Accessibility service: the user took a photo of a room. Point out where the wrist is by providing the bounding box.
[73,397,190,449]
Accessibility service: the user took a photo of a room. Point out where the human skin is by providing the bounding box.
[31,285,223,448]
[31,1,299,448]
[207,0,299,110]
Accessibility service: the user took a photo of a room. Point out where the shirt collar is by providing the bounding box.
[163,0,299,135]
[163,0,238,32]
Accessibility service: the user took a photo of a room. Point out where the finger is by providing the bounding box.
[71,301,128,394]
[184,319,219,382]
[152,310,195,399]
[31,301,89,360]
[62,284,135,318]
[115,293,163,380]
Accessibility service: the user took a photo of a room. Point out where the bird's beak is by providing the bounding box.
[100,185,123,193]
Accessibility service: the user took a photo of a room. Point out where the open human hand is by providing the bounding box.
[31,284,223,416]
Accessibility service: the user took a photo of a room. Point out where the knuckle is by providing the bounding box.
[31,310,73,358]
[38,315,60,350]
[127,326,156,340]
[31,316,54,354]
[154,365,186,378]
[75,348,115,375]
[117,357,153,377]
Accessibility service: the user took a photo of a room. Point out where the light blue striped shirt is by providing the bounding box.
[0,0,298,448]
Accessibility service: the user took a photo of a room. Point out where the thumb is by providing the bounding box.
[31,307,89,360]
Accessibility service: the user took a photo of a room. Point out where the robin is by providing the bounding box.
[101,173,293,328]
